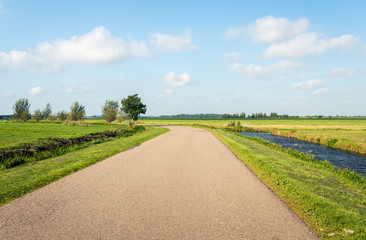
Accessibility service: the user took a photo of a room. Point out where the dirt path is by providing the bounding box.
[0,126,318,239]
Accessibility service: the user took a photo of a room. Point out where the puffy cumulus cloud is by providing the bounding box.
[246,16,309,43]
[29,86,44,96]
[163,72,192,87]
[0,26,151,73]
[225,16,361,59]
[150,31,197,53]
[158,72,192,98]
[222,27,245,39]
[232,60,305,79]
[62,86,90,94]
[291,79,326,89]
[264,33,359,59]
[37,26,150,63]
[331,68,356,77]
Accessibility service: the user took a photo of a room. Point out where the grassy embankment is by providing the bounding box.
[138,118,366,155]
[0,123,168,206]
[0,121,127,148]
[207,128,365,239]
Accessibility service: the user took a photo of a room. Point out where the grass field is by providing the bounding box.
[0,126,169,206]
[137,118,366,155]
[209,128,366,239]
[0,121,128,148]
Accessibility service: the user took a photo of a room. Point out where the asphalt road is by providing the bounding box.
[0,126,318,239]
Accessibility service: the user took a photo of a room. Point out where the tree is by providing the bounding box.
[13,98,31,122]
[33,109,42,122]
[102,100,119,123]
[42,103,52,120]
[57,111,68,121]
[48,113,55,122]
[121,94,146,126]
[116,111,125,123]
[69,102,86,121]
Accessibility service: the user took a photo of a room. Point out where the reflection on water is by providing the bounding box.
[240,132,366,176]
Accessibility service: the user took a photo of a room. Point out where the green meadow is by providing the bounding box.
[0,121,128,148]
[137,118,366,155]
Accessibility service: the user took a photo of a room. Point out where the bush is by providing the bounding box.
[132,125,146,133]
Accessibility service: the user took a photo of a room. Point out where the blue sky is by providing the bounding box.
[1,0,365,116]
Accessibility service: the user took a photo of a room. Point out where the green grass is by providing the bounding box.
[208,128,366,239]
[0,126,169,206]
[0,121,128,148]
[137,118,366,155]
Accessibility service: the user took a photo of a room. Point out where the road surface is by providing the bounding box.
[0,126,318,239]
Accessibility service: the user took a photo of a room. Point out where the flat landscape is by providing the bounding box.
[0,126,318,239]
[1,119,365,239]
[138,118,366,155]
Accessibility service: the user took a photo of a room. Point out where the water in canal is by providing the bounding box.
[240,132,366,176]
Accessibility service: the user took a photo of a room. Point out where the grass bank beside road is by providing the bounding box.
[0,121,128,148]
[138,118,366,156]
[0,126,169,207]
[208,128,366,239]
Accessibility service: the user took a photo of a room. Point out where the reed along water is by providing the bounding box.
[240,132,366,176]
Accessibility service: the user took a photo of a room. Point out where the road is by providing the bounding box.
[0,126,318,239]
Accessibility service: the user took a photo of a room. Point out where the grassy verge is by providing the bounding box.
[0,126,169,207]
[207,128,366,239]
[0,121,128,148]
[270,129,366,155]
[137,119,366,156]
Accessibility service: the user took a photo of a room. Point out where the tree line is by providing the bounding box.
[9,94,146,125]
[148,112,297,119]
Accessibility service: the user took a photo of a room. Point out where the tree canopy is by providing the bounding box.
[102,100,119,123]
[13,98,31,122]
[121,94,146,125]
[69,102,86,121]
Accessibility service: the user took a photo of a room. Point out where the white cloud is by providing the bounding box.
[163,72,192,87]
[62,86,90,94]
[246,16,309,43]
[269,60,305,72]
[29,86,44,96]
[232,63,268,79]
[159,72,192,98]
[331,68,356,77]
[37,26,150,63]
[313,88,330,95]
[264,33,360,59]
[223,51,243,61]
[232,60,304,79]
[222,27,245,39]
[224,16,361,59]
[291,79,326,89]
[150,31,197,53]
[0,26,151,73]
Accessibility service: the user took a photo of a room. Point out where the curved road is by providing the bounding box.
[0,126,317,239]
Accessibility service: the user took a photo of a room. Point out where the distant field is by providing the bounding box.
[0,122,127,149]
[137,118,366,155]
[137,118,366,129]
